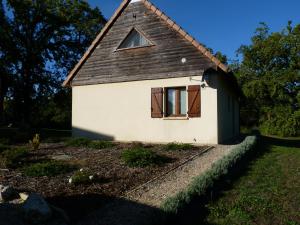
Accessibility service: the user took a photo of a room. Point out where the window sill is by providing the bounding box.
[163,117,189,120]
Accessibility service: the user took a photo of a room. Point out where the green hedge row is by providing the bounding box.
[161,136,257,214]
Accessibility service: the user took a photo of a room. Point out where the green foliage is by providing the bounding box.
[70,169,95,185]
[122,147,169,168]
[161,136,257,213]
[259,107,300,137]
[0,0,106,127]
[164,142,194,151]
[65,137,92,147]
[29,133,40,151]
[1,147,29,168]
[23,161,74,177]
[237,22,300,136]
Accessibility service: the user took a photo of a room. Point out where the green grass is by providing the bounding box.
[204,136,300,225]
[164,142,194,151]
[23,161,75,177]
[122,147,170,167]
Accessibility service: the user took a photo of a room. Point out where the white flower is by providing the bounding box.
[80,168,84,172]
[89,175,94,180]
[69,178,73,184]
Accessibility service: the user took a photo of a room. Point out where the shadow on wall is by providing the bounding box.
[72,127,115,141]
[47,194,167,225]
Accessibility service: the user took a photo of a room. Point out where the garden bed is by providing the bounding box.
[0,140,208,221]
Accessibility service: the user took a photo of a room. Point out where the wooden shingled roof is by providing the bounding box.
[63,0,229,87]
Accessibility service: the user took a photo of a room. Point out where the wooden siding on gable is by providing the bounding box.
[72,2,214,86]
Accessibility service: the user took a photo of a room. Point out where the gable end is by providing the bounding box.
[63,0,229,87]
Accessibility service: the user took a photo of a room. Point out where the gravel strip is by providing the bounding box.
[76,144,236,225]
[125,144,234,207]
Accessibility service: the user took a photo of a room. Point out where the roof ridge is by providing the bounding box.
[63,0,229,87]
[141,0,228,73]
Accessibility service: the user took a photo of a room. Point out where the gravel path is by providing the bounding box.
[76,144,235,225]
[125,144,234,207]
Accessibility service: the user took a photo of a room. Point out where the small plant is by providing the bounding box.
[88,141,115,149]
[69,169,95,185]
[164,142,194,151]
[23,161,75,177]
[65,137,92,147]
[29,134,40,150]
[121,147,169,168]
[1,147,29,168]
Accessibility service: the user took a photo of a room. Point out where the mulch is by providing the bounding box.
[0,142,208,222]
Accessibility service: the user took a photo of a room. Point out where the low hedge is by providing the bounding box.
[161,136,257,214]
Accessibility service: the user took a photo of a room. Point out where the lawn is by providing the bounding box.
[204,136,300,225]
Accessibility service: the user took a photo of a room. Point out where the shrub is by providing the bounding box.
[122,147,169,167]
[164,142,194,151]
[161,136,257,213]
[69,169,95,185]
[259,107,300,137]
[29,134,40,150]
[65,137,91,147]
[1,147,29,168]
[88,140,115,149]
[23,161,74,177]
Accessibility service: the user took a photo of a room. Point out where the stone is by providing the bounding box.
[51,154,73,161]
[0,185,18,202]
[22,193,52,224]
[19,192,29,201]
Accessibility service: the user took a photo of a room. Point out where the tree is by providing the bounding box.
[237,22,300,136]
[1,0,106,126]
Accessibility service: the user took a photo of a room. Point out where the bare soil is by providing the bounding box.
[0,142,208,222]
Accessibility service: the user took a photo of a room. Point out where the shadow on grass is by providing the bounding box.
[261,135,300,148]
[162,135,278,225]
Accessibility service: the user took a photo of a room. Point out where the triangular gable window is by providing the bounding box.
[118,28,152,50]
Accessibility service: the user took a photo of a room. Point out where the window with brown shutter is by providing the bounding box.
[165,87,187,117]
[187,85,201,117]
[151,88,163,118]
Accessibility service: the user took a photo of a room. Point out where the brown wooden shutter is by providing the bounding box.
[151,88,163,118]
[188,85,201,118]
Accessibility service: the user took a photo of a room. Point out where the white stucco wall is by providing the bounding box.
[72,75,220,144]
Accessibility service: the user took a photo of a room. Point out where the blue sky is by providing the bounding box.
[88,0,300,62]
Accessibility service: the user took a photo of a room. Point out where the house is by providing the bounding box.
[63,0,240,144]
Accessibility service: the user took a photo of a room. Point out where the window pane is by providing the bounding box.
[119,29,151,49]
[167,89,176,115]
[180,89,186,114]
